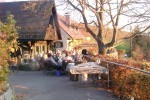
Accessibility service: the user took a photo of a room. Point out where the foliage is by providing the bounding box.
[131,73,150,100]
[147,51,150,61]
[132,45,144,61]
[0,13,18,95]
[115,41,130,55]
[109,66,150,100]
[84,54,150,100]
[131,26,150,61]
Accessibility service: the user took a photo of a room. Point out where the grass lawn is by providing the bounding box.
[115,41,130,55]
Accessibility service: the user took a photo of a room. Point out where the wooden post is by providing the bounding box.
[107,62,110,89]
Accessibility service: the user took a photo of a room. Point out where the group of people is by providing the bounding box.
[38,49,86,73]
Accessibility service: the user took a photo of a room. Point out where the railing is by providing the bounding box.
[101,60,150,100]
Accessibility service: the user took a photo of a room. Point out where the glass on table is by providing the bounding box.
[95,59,101,65]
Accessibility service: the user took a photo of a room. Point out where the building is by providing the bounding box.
[56,14,84,51]
[58,14,98,52]
[0,0,62,58]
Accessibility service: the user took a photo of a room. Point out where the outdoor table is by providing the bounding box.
[67,62,107,74]
[66,62,107,87]
[66,63,75,72]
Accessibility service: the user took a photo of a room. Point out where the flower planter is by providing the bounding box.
[0,85,14,100]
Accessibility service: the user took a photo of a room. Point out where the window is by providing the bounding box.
[54,41,63,48]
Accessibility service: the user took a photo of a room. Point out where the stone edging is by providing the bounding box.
[0,85,14,100]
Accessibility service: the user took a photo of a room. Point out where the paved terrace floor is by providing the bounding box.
[8,71,117,100]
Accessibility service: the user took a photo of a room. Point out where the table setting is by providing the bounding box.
[67,62,107,75]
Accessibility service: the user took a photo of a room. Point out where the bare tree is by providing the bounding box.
[56,0,150,54]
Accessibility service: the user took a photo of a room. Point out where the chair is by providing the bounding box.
[61,60,70,74]
[43,60,55,75]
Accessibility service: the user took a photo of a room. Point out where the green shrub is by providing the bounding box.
[115,41,130,55]
[18,62,39,71]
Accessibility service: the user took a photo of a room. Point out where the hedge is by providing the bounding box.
[84,54,150,100]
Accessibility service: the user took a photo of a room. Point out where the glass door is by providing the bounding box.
[34,41,47,58]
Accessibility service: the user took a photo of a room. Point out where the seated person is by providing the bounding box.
[64,51,73,62]
[74,52,82,62]
[38,53,48,71]
[54,52,62,66]
[62,51,73,73]
[45,53,62,70]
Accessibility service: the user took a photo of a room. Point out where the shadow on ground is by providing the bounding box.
[8,71,117,100]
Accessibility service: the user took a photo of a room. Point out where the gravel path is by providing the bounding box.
[8,71,117,100]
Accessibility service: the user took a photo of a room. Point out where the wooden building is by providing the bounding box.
[0,0,62,58]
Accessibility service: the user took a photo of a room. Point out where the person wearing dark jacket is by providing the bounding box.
[45,53,61,70]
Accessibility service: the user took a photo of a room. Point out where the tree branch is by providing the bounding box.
[123,25,150,39]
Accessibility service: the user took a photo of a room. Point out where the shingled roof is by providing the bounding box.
[0,0,61,40]
[58,14,84,39]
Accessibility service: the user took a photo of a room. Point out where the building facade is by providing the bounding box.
[0,0,62,59]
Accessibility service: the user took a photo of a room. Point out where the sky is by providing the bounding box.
[0,0,24,2]
[55,0,130,31]
[0,0,27,2]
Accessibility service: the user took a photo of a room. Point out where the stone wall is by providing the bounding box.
[0,86,14,100]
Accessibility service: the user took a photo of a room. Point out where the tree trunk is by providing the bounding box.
[98,46,106,55]
[97,39,106,55]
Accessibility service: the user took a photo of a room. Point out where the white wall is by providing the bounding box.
[56,28,71,51]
